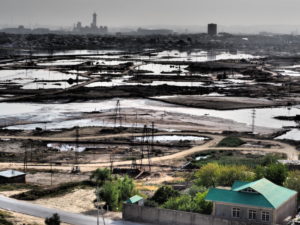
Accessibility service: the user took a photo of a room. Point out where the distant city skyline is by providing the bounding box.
[1,0,300,34]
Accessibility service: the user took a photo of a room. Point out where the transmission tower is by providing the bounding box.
[251,109,256,134]
[75,127,79,164]
[114,100,122,128]
[139,125,152,172]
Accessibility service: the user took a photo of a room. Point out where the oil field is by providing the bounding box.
[1,2,300,224]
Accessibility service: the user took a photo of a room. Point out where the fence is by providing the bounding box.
[123,204,269,225]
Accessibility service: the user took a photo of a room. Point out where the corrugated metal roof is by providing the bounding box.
[205,178,297,209]
[126,195,143,204]
[0,170,25,178]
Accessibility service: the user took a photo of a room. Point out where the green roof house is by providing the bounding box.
[205,178,297,225]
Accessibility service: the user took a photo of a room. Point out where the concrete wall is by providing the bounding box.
[123,204,278,225]
[275,194,297,224]
[215,203,273,224]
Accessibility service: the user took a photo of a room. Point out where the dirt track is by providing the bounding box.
[0,132,298,172]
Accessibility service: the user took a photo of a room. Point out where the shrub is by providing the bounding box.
[90,168,112,185]
[217,137,245,147]
[255,163,288,185]
[162,191,212,214]
[98,175,137,211]
[195,163,254,188]
[0,211,13,225]
[151,186,179,205]
[45,213,60,225]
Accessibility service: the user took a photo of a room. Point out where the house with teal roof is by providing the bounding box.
[205,178,297,225]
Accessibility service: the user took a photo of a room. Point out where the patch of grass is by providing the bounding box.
[12,180,94,201]
[0,183,38,192]
[191,151,283,168]
[217,136,245,147]
[0,210,13,225]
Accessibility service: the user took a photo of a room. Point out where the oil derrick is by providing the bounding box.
[140,125,152,172]
[114,100,122,128]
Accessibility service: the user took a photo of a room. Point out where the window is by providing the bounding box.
[232,208,240,218]
[242,188,257,193]
[248,210,257,220]
[262,211,270,222]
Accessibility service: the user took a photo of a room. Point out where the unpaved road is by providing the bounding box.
[0,132,298,172]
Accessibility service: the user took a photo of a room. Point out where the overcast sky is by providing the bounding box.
[1,0,300,32]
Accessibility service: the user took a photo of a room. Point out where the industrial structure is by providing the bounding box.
[208,23,217,36]
[73,13,108,34]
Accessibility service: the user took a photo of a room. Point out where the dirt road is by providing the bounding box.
[0,132,297,172]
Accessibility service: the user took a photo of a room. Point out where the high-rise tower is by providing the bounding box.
[91,13,97,28]
[208,23,217,36]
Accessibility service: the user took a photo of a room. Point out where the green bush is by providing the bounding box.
[162,191,212,214]
[194,163,254,188]
[255,163,288,185]
[284,171,300,199]
[45,213,60,225]
[217,137,245,147]
[90,168,112,185]
[0,211,13,225]
[98,175,137,211]
[151,186,179,205]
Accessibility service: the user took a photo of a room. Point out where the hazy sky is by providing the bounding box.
[0,0,300,29]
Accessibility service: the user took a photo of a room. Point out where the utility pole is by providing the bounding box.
[50,162,53,186]
[23,147,27,172]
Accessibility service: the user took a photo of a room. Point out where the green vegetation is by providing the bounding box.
[12,181,93,200]
[194,163,254,187]
[0,183,38,192]
[0,210,13,225]
[191,151,285,168]
[217,136,245,147]
[148,185,211,214]
[45,213,60,225]
[255,163,288,185]
[90,168,112,185]
[162,191,212,214]
[284,171,300,199]
[98,175,138,211]
[151,186,180,205]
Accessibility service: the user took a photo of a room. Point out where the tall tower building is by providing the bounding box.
[208,23,217,36]
[91,13,97,28]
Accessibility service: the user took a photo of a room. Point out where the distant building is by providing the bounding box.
[205,178,297,225]
[0,170,26,184]
[73,13,108,34]
[208,23,217,36]
[1,25,31,34]
[136,28,173,35]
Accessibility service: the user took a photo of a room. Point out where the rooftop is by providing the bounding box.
[126,195,143,204]
[205,178,297,209]
[0,170,26,178]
